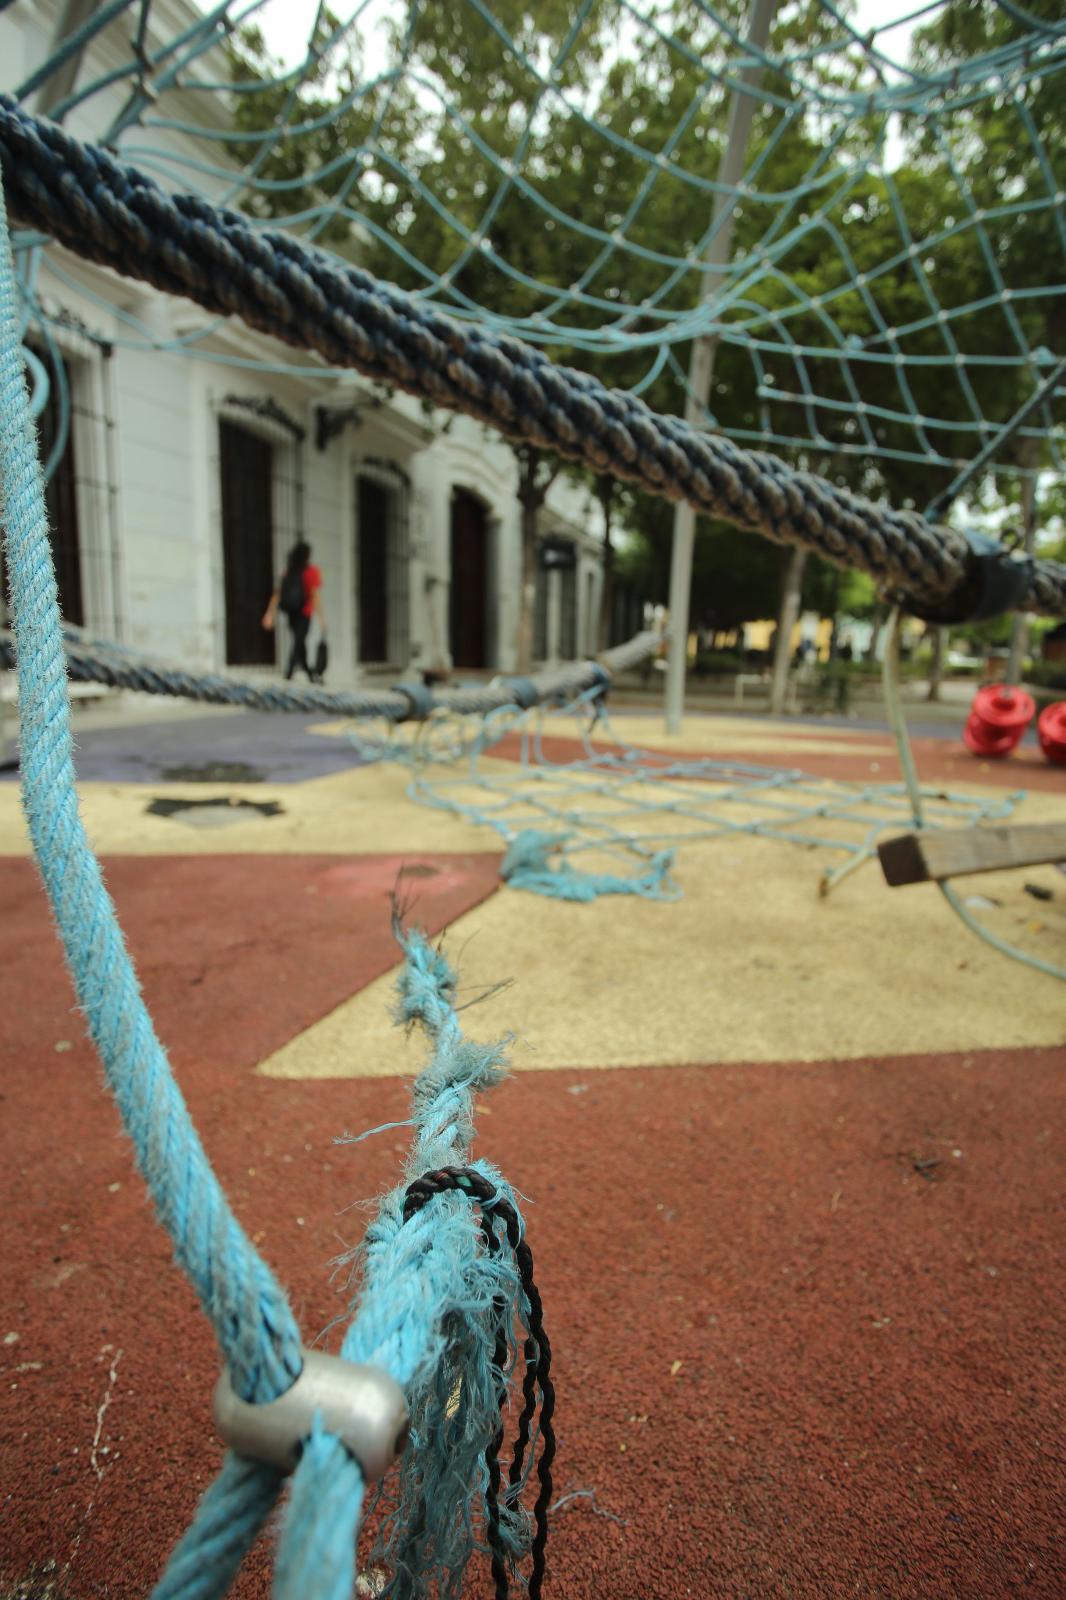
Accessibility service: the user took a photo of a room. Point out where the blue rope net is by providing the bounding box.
[0,139,547,1600]
[3,6,1066,1596]
[347,685,1020,901]
[7,0,1065,495]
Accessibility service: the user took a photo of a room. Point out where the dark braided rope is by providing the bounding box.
[3,98,1062,617]
[403,1167,556,1600]
[0,626,658,720]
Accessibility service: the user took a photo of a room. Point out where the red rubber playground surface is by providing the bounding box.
[1,765,1064,1597]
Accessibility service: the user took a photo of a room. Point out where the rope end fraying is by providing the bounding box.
[501,829,676,901]
[333,929,552,1600]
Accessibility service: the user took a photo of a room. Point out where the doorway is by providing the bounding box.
[357,475,389,663]
[559,563,577,659]
[449,489,489,669]
[534,564,549,662]
[219,419,274,665]
[19,343,85,624]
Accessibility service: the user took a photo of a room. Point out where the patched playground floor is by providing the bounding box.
[0,705,1063,1598]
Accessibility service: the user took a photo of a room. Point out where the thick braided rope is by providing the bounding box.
[4,98,1061,616]
[0,625,660,718]
[274,1427,366,1600]
[151,1453,287,1600]
[154,925,518,1600]
[276,930,527,1600]
[3,179,532,1600]
[0,184,302,1405]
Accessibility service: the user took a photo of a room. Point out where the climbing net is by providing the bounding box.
[8,0,1066,494]
[3,4,1066,1599]
[349,685,1020,901]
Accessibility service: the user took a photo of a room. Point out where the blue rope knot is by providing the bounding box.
[500,829,677,901]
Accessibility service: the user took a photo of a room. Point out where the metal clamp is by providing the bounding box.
[905,529,1036,625]
[498,675,539,710]
[391,680,435,721]
[213,1351,409,1480]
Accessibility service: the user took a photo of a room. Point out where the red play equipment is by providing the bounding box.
[962,683,1035,759]
[1037,701,1066,766]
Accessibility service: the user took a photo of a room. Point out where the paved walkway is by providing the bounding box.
[0,701,1063,1599]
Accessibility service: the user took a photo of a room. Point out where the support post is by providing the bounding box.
[664,0,778,734]
[925,625,944,703]
[1006,472,1038,687]
[35,0,108,120]
[769,546,806,715]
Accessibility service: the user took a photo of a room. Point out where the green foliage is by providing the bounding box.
[227,14,390,252]
[1024,659,1066,691]
[801,559,878,620]
[616,487,789,628]
[907,0,1066,495]
[224,1,1064,631]
[693,649,747,676]
[950,614,1015,650]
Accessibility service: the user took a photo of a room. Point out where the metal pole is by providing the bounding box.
[924,358,1064,523]
[664,0,778,734]
[769,545,806,715]
[35,0,108,120]
[1006,472,1038,687]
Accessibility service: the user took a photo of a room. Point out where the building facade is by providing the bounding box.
[3,0,614,682]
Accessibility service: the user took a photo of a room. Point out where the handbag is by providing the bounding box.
[313,636,329,680]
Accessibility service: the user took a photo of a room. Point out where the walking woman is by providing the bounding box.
[262,540,326,681]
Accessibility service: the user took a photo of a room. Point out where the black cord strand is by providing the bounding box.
[403,1167,556,1599]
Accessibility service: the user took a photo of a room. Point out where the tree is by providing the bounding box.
[514,447,560,672]
[352,0,885,660]
[769,547,807,714]
[910,0,1064,400]
[594,475,616,652]
[616,487,790,631]
[909,1,1065,687]
[222,2,1062,667]
[226,11,416,255]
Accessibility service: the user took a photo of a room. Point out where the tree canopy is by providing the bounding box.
[225,0,1064,636]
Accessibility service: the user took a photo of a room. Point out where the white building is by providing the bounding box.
[2,0,618,682]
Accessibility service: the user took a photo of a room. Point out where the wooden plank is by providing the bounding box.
[878,824,1066,887]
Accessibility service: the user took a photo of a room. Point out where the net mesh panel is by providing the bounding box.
[349,689,1022,896]
[10,0,1066,505]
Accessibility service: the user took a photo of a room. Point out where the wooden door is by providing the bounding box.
[219,420,274,665]
[357,475,389,662]
[449,490,488,669]
[534,565,549,661]
[23,343,84,624]
[559,564,577,659]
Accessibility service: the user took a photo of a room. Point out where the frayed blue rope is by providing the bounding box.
[275,1424,365,1600]
[0,184,301,1406]
[275,929,530,1600]
[151,1453,286,1600]
[501,828,677,901]
[0,179,300,1598]
[3,183,540,1600]
[335,1119,417,1147]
